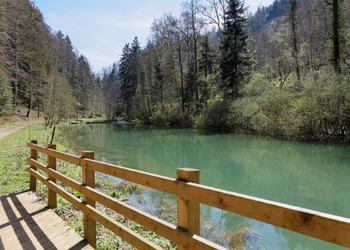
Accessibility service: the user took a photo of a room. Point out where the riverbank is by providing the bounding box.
[0,122,175,249]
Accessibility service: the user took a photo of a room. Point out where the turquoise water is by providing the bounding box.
[62,123,350,249]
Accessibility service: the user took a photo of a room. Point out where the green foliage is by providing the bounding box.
[149,105,193,128]
[233,73,350,141]
[43,71,75,126]
[196,100,232,132]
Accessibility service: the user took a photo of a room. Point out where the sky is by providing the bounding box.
[33,0,274,73]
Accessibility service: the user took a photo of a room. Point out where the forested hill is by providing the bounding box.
[0,0,97,124]
[249,0,289,32]
[1,0,350,142]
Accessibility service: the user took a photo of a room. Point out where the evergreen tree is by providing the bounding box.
[219,0,251,99]
[119,37,141,118]
[199,34,215,79]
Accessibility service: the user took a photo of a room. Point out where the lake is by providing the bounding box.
[61,123,350,249]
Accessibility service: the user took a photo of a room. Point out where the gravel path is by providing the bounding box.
[0,121,41,141]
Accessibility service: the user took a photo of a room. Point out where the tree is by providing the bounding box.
[199,34,216,78]
[199,0,228,33]
[43,70,74,127]
[76,55,93,117]
[268,23,293,89]
[0,0,13,115]
[119,37,141,118]
[220,0,251,99]
[325,0,345,73]
[0,66,13,115]
[289,0,300,80]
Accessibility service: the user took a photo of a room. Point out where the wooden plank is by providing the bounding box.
[26,158,224,250]
[0,191,93,250]
[26,167,161,250]
[7,218,65,249]
[177,168,200,250]
[177,182,350,248]
[81,151,96,248]
[27,142,81,166]
[47,144,57,209]
[29,140,38,191]
[82,158,177,194]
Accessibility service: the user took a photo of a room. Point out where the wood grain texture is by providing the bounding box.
[81,151,96,248]
[0,191,93,250]
[27,142,81,166]
[29,140,37,192]
[177,168,200,241]
[47,144,57,209]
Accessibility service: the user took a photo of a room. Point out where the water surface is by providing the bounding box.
[61,123,350,249]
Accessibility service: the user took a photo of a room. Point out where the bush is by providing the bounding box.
[196,100,232,132]
[234,73,350,141]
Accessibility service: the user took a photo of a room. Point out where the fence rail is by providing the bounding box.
[26,141,350,249]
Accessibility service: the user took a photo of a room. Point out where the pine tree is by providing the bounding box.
[119,37,141,118]
[199,35,215,79]
[219,0,251,99]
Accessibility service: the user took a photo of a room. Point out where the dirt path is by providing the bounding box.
[0,121,41,141]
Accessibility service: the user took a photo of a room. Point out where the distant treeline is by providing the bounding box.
[1,0,350,141]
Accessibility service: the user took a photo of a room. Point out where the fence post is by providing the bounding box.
[29,140,38,191]
[82,151,96,248]
[177,168,200,249]
[47,144,57,208]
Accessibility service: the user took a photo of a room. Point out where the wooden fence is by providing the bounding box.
[26,140,350,249]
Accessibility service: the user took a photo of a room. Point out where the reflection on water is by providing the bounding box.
[61,123,350,249]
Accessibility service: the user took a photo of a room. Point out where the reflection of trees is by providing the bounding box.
[273,224,344,250]
[201,204,265,249]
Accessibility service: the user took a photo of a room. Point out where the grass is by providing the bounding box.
[0,122,175,249]
[0,123,49,195]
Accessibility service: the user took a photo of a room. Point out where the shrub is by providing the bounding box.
[196,100,231,132]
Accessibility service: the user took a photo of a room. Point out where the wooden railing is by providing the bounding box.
[26,140,350,249]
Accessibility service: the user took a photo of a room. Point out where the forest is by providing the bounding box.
[1,0,350,142]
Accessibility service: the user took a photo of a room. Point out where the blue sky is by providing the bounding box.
[33,0,273,73]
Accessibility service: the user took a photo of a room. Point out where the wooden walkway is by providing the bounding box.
[0,191,93,250]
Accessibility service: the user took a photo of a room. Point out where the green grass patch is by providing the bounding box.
[0,123,50,195]
[0,123,175,249]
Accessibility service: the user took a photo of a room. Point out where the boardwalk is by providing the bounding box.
[0,191,93,250]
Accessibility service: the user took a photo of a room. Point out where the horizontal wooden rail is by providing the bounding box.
[26,158,223,250]
[28,142,81,165]
[26,167,160,250]
[27,142,350,248]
